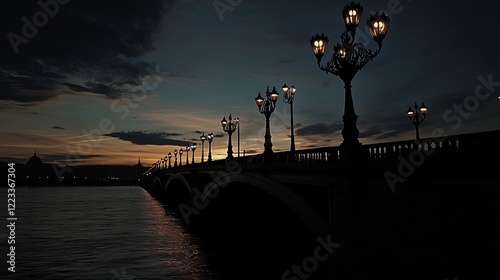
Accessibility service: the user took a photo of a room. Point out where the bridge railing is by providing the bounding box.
[143,129,500,175]
[273,147,340,164]
[363,129,500,161]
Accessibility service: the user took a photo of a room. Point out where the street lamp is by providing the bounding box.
[235,117,240,158]
[174,149,178,167]
[190,143,197,164]
[179,148,183,166]
[282,84,297,153]
[221,114,238,160]
[185,145,190,165]
[255,86,279,159]
[310,2,390,160]
[207,133,214,162]
[406,102,428,140]
[200,132,206,163]
[168,152,172,168]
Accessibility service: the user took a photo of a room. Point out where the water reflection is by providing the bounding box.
[140,188,216,280]
[13,186,219,280]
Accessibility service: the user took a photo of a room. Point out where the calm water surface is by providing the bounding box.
[5,186,222,280]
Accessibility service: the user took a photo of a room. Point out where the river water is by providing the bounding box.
[2,186,224,279]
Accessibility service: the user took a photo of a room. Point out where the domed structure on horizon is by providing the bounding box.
[26,149,43,168]
[25,149,48,185]
[135,157,143,168]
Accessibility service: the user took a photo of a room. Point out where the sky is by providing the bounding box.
[1,0,499,167]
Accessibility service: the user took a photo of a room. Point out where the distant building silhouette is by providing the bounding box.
[18,151,148,186]
[25,149,47,184]
[135,158,143,168]
[26,149,42,168]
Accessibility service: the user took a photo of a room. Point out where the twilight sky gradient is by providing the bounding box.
[1,0,499,166]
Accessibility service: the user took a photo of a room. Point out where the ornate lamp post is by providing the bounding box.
[282,84,297,153]
[221,114,238,160]
[207,132,214,162]
[179,148,183,166]
[190,143,197,164]
[235,117,240,158]
[174,149,178,167]
[185,145,190,165]
[168,152,172,168]
[310,2,390,160]
[406,102,428,140]
[255,86,279,159]
[200,132,206,163]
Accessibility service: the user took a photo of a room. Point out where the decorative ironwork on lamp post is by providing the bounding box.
[221,114,238,160]
[207,132,214,163]
[282,84,297,153]
[200,132,206,163]
[190,143,197,164]
[174,149,178,167]
[406,102,428,140]
[310,2,390,160]
[255,86,279,160]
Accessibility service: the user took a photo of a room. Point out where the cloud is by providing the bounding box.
[359,125,402,141]
[285,122,302,130]
[276,59,294,64]
[0,0,175,104]
[104,131,191,146]
[52,126,66,130]
[295,121,342,136]
[42,154,105,164]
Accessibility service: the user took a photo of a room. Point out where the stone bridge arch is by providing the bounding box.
[157,173,193,207]
[201,172,330,238]
[164,173,192,195]
[152,176,163,196]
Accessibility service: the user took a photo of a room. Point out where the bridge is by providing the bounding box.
[141,129,500,279]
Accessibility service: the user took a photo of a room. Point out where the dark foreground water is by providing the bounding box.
[1,186,222,280]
